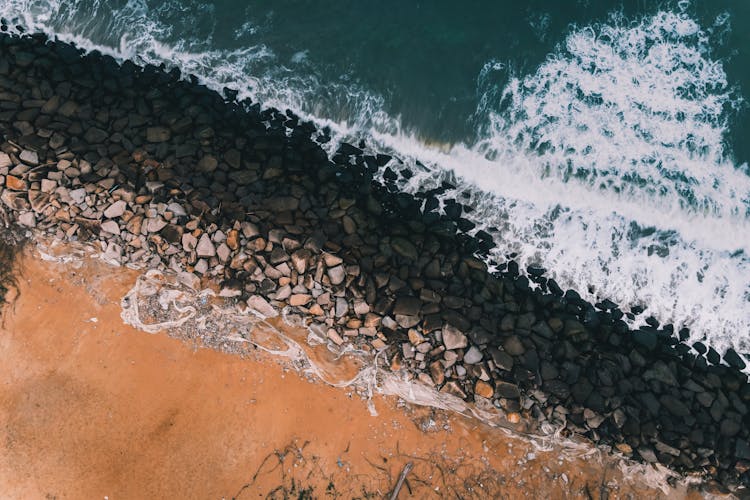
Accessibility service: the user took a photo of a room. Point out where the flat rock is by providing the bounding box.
[463,346,483,364]
[289,294,312,306]
[391,237,418,260]
[146,126,171,142]
[182,233,197,252]
[19,150,38,165]
[502,336,525,356]
[196,233,216,258]
[327,265,345,285]
[247,296,278,318]
[100,220,121,235]
[442,324,468,350]
[393,296,421,316]
[104,200,127,218]
[474,380,494,399]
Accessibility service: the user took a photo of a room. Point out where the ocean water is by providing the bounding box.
[1,0,749,357]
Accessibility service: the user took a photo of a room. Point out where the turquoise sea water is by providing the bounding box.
[1,0,750,357]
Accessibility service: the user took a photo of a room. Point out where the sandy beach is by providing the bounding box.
[0,247,698,499]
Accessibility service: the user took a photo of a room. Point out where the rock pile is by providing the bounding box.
[0,29,748,492]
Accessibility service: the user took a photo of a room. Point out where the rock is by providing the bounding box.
[615,443,633,455]
[638,447,658,463]
[393,296,421,316]
[659,394,690,417]
[391,237,418,260]
[488,348,514,372]
[69,188,87,205]
[104,200,127,218]
[291,249,310,274]
[321,254,341,268]
[197,155,218,173]
[720,418,741,437]
[643,361,678,386]
[247,296,278,318]
[5,175,27,191]
[289,294,312,307]
[429,361,445,385]
[182,233,198,252]
[84,127,108,143]
[474,380,494,399]
[463,346,483,364]
[146,217,167,233]
[327,265,345,285]
[216,243,231,262]
[40,179,56,193]
[196,233,216,258]
[100,220,121,235]
[502,336,525,356]
[226,229,239,250]
[0,152,11,169]
[146,126,171,142]
[494,381,521,399]
[396,315,420,328]
[17,211,35,227]
[442,324,468,350]
[723,348,747,370]
[335,298,348,318]
[19,150,38,165]
[267,197,299,212]
[442,381,467,399]
[327,328,344,346]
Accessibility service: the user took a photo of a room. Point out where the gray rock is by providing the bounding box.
[84,127,108,144]
[17,211,35,227]
[393,296,421,316]
[442,324,468,350]
[267,196,299,212]
[104,200,127,218]
[488,347,514,371]
[182,233,198,252]
[69,188,87,205]
[146,126,171,142]
[327,265,345,285]
[502,336,525,356]
[101,220,121,235]
[0,152,11,170]
[19,150,38,165]
[495,381,521,399]
[216,243,231,262]
[247,296,278,318]
[335,297,348,317]
[463,346,483,364]
[396,314,420,328]
[197,155,218,172]
[146,217,167,233]
[196,233,216,258]
[291,249,310,274]
[391,237,418,260]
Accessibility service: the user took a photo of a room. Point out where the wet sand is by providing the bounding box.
[0,249,700,499]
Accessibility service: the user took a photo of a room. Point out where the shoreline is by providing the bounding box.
[0,247,692,498]
[0,29,747,492]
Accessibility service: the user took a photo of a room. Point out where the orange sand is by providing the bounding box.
[0,250,702,498]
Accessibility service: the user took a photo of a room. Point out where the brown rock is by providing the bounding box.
[226,229,240,251]
[429,361,445,386]
[474,380,494,399]
[5,175,27,191]
[289,294,312,307]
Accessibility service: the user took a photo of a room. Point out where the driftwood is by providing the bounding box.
[389,461,414,500]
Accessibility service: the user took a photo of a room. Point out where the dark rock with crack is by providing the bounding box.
[0,28,748,494]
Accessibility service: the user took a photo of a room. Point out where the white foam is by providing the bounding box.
[1,1,749,357]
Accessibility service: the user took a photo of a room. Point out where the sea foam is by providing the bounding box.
[0,0,748,357]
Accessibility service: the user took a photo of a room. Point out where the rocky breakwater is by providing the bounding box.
[0,28,748,493]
